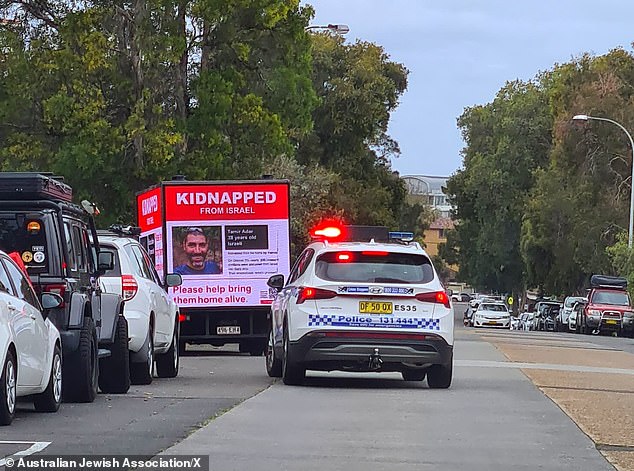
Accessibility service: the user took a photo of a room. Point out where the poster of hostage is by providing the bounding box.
[163,182,291,308]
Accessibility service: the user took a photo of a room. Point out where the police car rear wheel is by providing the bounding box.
[427,357,452,389]
[401,368,426,381]
[282,327,304,385]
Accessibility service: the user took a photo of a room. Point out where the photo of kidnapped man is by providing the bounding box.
[172,226,222,275]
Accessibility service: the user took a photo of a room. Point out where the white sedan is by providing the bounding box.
[0,250,63,425]
[473,302,511,328]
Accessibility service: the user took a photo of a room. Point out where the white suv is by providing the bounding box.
[265,227,454,388]
[97,233,182,384]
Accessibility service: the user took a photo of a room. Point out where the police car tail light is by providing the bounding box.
[297,287,337,304]
[361,251,389,256]
[43,283,66,308]
[121,274,138,301]
[415,291,450,308]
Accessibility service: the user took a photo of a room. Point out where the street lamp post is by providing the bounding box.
[573,114,634,248]
[305,24,350,35]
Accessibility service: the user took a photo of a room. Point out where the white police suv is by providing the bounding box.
[265,224,454,388]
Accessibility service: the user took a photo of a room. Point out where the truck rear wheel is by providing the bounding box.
[63,317,98,403]
[98,316,130,394]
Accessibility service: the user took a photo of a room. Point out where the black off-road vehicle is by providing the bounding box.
[0,172,130,402]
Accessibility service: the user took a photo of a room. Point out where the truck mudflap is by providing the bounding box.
[93,291,125,345]
[68,292,90,329]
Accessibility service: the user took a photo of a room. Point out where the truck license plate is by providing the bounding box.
[217,326,241,335]
[605,319,618,325]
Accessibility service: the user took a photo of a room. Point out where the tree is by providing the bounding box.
[297,33,409,228]
[445,80,553,293]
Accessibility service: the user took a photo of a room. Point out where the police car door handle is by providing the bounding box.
[6,303,16,311]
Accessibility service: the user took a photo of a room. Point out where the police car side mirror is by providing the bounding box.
[98,251,114,271]
[166,273,183,287]
[267,274,284,290]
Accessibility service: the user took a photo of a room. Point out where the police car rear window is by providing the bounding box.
[315,251,434,284]
[0,214,48,274]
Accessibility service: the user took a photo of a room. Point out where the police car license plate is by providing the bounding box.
[606,319,618,325]
[359,301,393,314]
[217,326,241,335]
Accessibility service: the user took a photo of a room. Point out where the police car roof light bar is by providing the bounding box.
[389,231,414,242]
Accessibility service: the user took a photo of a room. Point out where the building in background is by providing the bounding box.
[402,175,457,281]
[401,175,452,218]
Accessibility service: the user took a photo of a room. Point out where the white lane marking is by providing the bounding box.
[457,359,634,375]
[0,441,51,466]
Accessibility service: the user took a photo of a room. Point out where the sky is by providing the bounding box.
[303,0,634,178]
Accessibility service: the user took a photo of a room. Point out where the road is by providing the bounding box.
[3,303,634,470]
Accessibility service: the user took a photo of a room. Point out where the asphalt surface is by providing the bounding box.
[3,302,632,470]
[1,347,273,459]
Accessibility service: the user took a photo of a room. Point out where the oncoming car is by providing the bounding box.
[265,225,454,388]
[473,302,511,328]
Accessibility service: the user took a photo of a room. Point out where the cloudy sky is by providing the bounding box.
[303,0,634,177]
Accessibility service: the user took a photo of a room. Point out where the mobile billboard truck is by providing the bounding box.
[136,179,291,355]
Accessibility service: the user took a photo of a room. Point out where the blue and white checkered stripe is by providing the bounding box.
[307,315,441,331]
[308,314,337,327]
[414,319,440,330]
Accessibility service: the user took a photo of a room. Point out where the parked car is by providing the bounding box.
[97,228,183,385]
[534,301,561,331]
[569,299,588,333]
[0,249,64,425]
[452,292,473,303]
[472,302,511,328]
[518,312,535,331]
[510,315,520,330]
[0,172,127,402]
[555,296,585,332]
[578,275,634,336]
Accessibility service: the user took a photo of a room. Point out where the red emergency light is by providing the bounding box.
[309,219,347,242]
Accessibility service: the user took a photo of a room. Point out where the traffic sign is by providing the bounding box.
[507,296,514,306]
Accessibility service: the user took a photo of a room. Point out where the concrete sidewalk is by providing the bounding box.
[483,331,634,471]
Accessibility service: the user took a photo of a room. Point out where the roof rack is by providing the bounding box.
[98,224,142,238]
[0,172,73,203]
[590,274,627,289]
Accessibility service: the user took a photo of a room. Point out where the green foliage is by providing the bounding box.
[0,0,409,253]
[606,233,634,298]
[446,80,553,293]
[448,47,634,297]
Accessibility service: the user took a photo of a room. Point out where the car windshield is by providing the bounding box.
[0,213,49,274]
[480,303,507,312]
[591,290,630,306]
[314,251,434,284]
